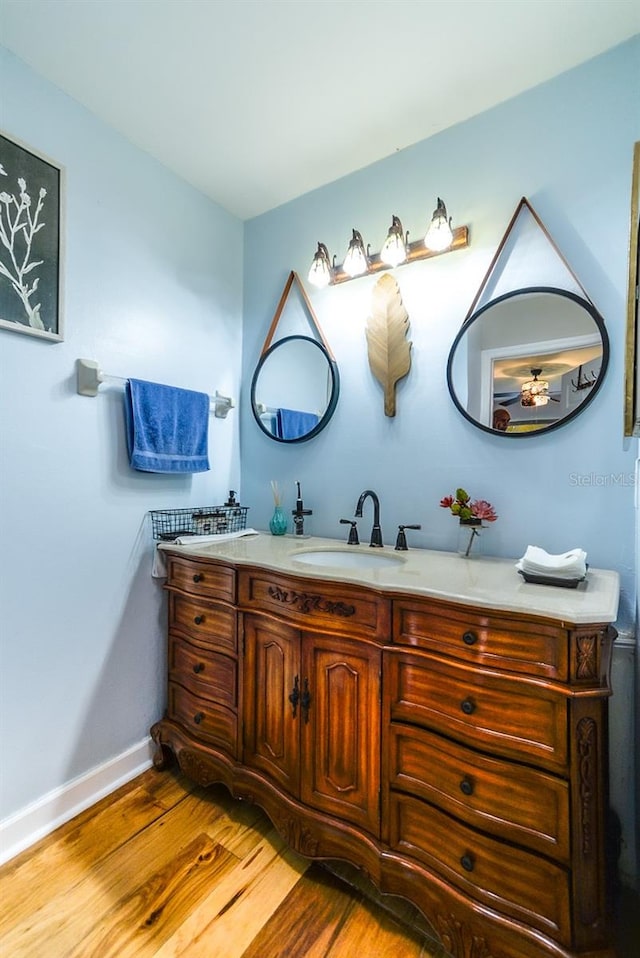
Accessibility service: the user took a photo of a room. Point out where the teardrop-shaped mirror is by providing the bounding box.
[447,286,609,436]
[251,334,340,443]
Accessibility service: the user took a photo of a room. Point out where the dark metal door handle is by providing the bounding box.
[288,675,300,718]
[301,677,311,724]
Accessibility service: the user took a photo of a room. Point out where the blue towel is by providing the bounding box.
[276,408,319,440]
[124,378,210,473]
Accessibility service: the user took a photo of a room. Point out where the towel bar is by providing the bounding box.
[76,358,235,419]
[256,401,322,417]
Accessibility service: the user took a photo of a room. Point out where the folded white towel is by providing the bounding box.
[152,528,260,578]
[174,528,260,545]
[516,545,587,579]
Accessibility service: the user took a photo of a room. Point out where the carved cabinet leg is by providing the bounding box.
[150,720,174,770]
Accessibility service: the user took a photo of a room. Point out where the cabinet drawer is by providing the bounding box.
[389,724,569,861]
[393,598,568,680]
[168,683,238,755]
[166,555,235,602]
[386,649,568,771]
[169,638,237,710]
[169,593,237,653]
[389,791,571,944]
[238,569,390,642]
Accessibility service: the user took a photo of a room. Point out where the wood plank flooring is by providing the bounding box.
[3,767,638,957]
[0,768,443,958]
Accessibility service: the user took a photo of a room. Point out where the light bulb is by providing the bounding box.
[343,229,368,277]
[425,197,453,251]
[308,242,332,288]
[380,216,407,267]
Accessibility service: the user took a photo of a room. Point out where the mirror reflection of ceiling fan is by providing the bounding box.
[499,368,560,407]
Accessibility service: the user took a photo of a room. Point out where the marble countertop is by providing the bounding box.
[159,532,620,625]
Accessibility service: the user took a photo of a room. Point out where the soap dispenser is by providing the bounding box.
[291,481,312,537]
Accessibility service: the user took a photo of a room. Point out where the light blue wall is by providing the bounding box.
[0,34,637,884]
[241,37,640,886]
[242,38,640,627]
[0,47,244,818]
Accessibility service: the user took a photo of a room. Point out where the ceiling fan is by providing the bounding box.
[498,368,560,407]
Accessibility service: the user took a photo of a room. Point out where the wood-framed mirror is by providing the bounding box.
[447,198,610,436]
[624,141,640,437]
[250,271,340,443]
[251,334,339,442]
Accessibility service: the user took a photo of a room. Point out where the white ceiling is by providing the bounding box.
[1,0,638,220]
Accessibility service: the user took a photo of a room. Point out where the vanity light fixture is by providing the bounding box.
[307,197,468,288]
[343,228,369,278]
[424,197,454,252]
[380,215,408,267]
[308,242,333,288]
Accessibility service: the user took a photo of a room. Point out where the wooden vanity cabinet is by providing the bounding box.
[151,552,616,958]
[243,612,381,835]
[160,555,240,761]
[384,595,615,958]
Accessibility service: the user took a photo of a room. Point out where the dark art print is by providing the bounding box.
[0,132,64,342]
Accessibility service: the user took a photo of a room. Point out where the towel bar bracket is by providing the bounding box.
[77,358,103,397]
[75,358,234,417]
[213,391,235,419]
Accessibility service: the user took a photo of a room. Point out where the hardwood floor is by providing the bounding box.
[2,766,637,957]
[0,768,442,957]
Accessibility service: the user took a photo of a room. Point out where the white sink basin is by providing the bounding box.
[292,549,404,569]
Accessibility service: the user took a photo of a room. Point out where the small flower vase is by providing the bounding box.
[458,519,484,557]
[269,505,288,536]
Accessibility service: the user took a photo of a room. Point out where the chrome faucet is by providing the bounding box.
[354,489,383,547]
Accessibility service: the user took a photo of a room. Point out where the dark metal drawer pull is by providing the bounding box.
[194,615,204,625]
[193,573,203,583]
[193,712,204,724]
[460,852,475,872]
[462,630,478,646]
[460,698,475,715]
[460,776,474,796]
[193,663,205,674]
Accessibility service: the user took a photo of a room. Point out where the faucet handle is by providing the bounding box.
[340,519,359,545]
[395,524,421,551]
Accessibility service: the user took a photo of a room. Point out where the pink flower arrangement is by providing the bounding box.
[440,488,498,523]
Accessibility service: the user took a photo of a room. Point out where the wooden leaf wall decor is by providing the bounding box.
[365,274,412,416]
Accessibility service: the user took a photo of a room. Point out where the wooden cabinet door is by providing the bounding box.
[243,614,301,797]
[300,632,381,835]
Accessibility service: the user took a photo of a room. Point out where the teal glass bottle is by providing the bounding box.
[269,505,288,536]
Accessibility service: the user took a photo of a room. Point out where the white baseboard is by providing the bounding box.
[0,738,154,865]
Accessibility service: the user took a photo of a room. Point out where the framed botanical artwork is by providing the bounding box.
[0,131,64,342]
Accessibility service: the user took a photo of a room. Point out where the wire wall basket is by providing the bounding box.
[150,504,248,541]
